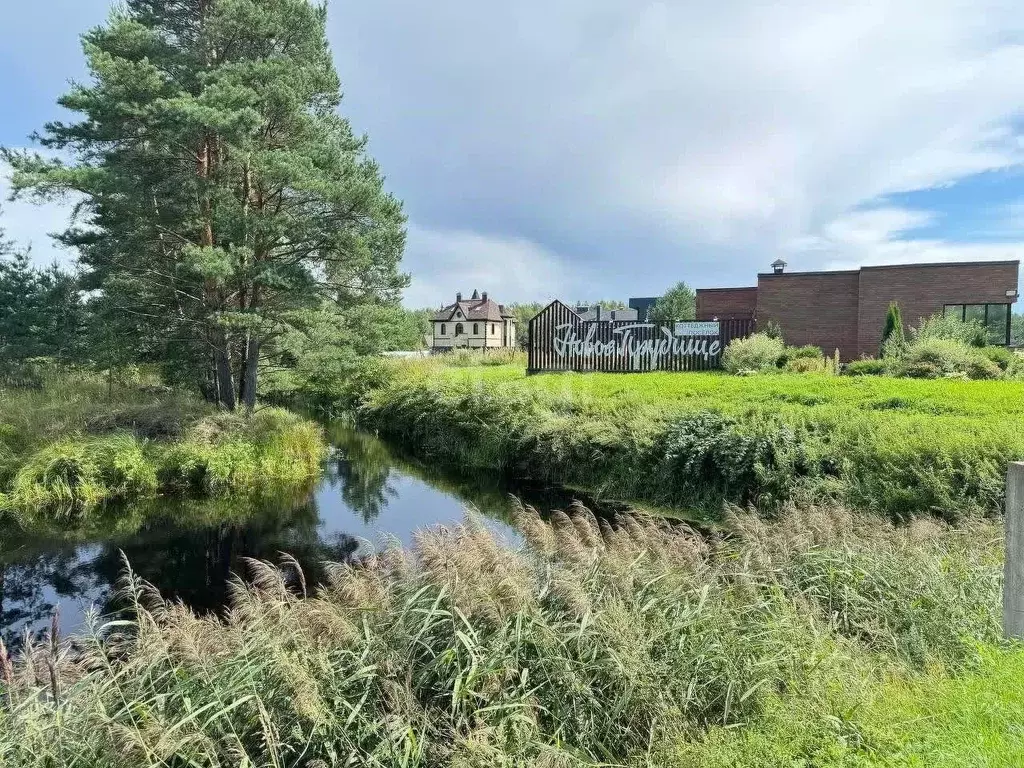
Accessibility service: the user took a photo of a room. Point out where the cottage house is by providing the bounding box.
[432,290,517,350]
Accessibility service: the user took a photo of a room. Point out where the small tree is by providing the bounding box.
[650,282,696,327]
[880,302,905,357]
[761,320,784,341]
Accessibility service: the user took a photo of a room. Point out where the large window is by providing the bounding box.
[455,322,464,336]
[943,303,1011,345]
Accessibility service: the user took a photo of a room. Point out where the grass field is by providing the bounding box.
[357,363,1024,519]
[0,370,327,527]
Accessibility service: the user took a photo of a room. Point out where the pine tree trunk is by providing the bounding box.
[241,335,259,411]
[214,330,236,410]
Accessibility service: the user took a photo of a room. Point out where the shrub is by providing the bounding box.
[912,313,986,347]
[785,356,829,374]
[845,358,887,376]
[2,434,158,519]
[966,357,1003,380]
[981,345,1015,371]
[660,412,809,507]
[880,301,906,357]
[787,345,825,360]
[890,338,1000,380]
[761,320,784,340]
[158,408,326,494]
[723,334,786,374]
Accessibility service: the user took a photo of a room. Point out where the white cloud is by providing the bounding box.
[327,0,1024,293]
[5,0,1024,297]
[403,224,570,308]
[0,159,79,268]
[795,206,1023,272]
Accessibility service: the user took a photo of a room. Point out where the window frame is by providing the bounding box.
[440,323,446,335]
[455,322,464,336]
[473,323,479,335]
[942,302,1012,345]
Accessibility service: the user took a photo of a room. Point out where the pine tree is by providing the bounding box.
[0,209,85,364]
[4,0,407,409]
[650,282,696,327]
[880,301,905,357]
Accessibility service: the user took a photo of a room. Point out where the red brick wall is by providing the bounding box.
[695,287,757,320]
[855,261,1019,358]
[756,271,860,359]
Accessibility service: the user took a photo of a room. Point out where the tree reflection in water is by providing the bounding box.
[1,426,620,643]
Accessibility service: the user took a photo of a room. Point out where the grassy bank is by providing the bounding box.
[0,370,327,526]
[0,504,1011,766]
[356,362,1024,519]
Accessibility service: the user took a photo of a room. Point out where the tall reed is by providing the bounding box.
[0,504,1002,767]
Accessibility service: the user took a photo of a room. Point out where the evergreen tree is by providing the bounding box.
[4,0,407,409]
[880,301,905,357]
[0,212,85,364]
[650,282,696,327]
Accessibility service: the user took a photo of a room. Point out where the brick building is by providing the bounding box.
[696,260,1020,360]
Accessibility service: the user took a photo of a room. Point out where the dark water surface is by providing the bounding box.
[0,425,621,643]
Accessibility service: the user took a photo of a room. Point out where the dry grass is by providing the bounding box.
[0,503,1003,767]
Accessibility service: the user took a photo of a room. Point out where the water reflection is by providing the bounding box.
[0,425,604,642]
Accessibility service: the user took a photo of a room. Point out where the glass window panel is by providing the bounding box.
[986,303,1009,345]
[965,304,987,325]
[944,304,964,319]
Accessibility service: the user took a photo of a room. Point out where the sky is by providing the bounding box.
[2,1,1024,309]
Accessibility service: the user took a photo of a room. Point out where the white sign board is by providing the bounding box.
[674,321,721,337]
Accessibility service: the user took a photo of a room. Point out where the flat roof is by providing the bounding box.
[695,286,757,293]
[757,259,1019,278]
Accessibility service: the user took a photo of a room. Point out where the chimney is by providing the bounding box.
[456,291,462,302]
[771,259,787,275]
[481,291,488,302]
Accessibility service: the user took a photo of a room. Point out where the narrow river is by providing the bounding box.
[0,424,622,643]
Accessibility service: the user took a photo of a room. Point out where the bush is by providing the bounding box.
[912,314,986,347]
[891,338,1002,380]
[723,334,786,374]
[2,434,158,519]
[761,320,784,340]
[787,344,825,360]
[660,412,809,507]
[981,345,1015,371]
[785,357,828,374]
[845,358,887,376]
[880,301,906,357]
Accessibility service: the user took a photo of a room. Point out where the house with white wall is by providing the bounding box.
[432,290,517,350]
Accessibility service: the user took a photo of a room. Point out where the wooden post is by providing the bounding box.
[1004,462,1024,638]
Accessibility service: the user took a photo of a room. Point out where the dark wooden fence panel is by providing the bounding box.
[528,300,755,374]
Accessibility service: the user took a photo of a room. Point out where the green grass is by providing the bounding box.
[0,370,328,525]
[0,505,1012,767]
[356,363,1024,519]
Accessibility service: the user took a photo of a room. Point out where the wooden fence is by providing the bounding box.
[527,300,755,374]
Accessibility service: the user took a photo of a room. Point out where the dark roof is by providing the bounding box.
[433,296,514,322]
[758,259,1020,278]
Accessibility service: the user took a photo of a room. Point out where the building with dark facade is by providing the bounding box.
[628,296,660,322]
[696,260,1019,360]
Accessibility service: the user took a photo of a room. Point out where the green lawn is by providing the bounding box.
[439,365,1024,420]
[358,364,1024,518]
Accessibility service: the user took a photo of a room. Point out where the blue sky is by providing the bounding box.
[3,0,1024,307]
